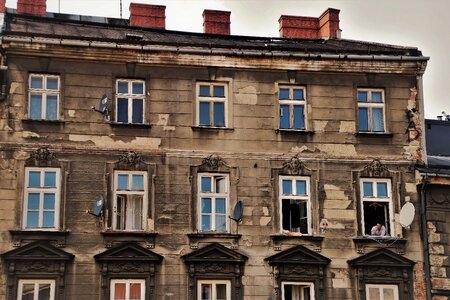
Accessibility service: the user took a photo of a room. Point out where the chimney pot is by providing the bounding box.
[0,0,5,14]
[129,3,165,29]
[203,9,231,35]
[17,0,46,16]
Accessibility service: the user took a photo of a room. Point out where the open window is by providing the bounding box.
[198,174,229,232]
[282,282,314,300]
[196,82,228,128]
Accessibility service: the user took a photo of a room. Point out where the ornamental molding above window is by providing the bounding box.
[201,154,229,170]
[28,147,56,162]
[362,158,390,177]
[282,155,310,175]
[118,151,144,166]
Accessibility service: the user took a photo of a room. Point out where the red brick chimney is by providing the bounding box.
[203,10,231,35]
[17,0,46,16]
[279,8,340,39]
[129,3,165,29]
[0,0,6,14]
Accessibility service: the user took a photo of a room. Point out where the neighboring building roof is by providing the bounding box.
[2,10,424,57]
[425,119,450,156]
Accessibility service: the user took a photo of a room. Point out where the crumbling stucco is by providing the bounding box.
[313,120,328,132]
[68,134,161,149]
[339,121,355,133]
[317,144,357,156]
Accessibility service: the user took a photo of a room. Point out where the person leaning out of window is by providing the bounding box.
[371,222,387,236]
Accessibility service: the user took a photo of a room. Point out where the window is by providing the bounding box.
[282,282,315,300]
[113,171,148,231]
[23,168,60,229]
[198,174,229,232]
[110,279,145,300]
[360,179,393,236]
[17,279,55,300]
[28,74,60,120]
[196,83,227,127]
[197,280,231,300]
[365,284,399,300]
[279,176,311,234]
[357,89,385,132]
[279,86,306,130]
[116,79,145,124]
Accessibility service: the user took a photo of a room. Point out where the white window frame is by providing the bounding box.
[197,280,231,300]
[278,85,307,130]
[357,88,386,132]
[115,79,146,124]
[23,167,61,230]
[17,279,56,300]
[28,74,60,120]
[281,282,315,300]
[112,171,148,231]
[279,176,311,235]
[198,173,229,232]
[196,82,228,127]
[110,279,145,300]
[360,178,394,237]
[365,284,399,300]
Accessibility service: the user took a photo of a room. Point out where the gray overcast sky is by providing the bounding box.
[6,0,449,119]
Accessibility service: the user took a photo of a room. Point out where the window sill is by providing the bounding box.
[21,119,65,125]
[353,236,407,254]
[187,232,241,249]
[109,122,151,128]
[270,234,323,251]
[275,129,314,135]
[101,230,158,248]
[355,132,393,137]
[191,126,234,132]
[9,229,70,247]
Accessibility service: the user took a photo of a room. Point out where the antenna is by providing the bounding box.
[91,94,110,120]
[399,202,415,228]
[120,0,123,19]
[87,195,104,217]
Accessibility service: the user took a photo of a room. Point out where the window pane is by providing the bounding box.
[28,193,40,209]
[213,85,225,97]
[216,214,226,231]
[279,88,289,100]
[201,215,211,231]
[216,198,226,213]
[282,179,292,195]
[363,182,373,197]
[46,95,58,120]
[117,98,129,123]
[44,171,56,187]
[201,284,212,300]
[199,102,210,126]
[43,211,55,227]
[31,76,43,89]
[27,211,39,228]
[368,287,380,300]
[358,107,369,131]
[213,102,225,127]
[117,81,128,94]
[21,283,35,300]
[29,171,41,187]
[296,180,307,195]
[201,176,212,192]
[130,283,142,300]
[132,175,144,191]
[37,283,51,300]
[377,182,388,197]
[30,94,43,119]
[216,284,227,300]
[43,193,55,209]
[132,82,144,94]
[199,85,210,97]
[293,105,305,129]
[215,177,226,193]
[132,99,143,124]
[201,198,212,213]
[372,108,384,132]
[47,77,59,90]
[372,91,383,103]
[118,174,129,190]
[114,283,126,300]
[280,105,290,129]
[129,195,143,230]
[357,91,368,102]
[293,89,304,100]
[383,287,395,300]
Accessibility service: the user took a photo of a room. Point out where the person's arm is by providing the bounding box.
[380,226,386,236]
[371,226,378,235]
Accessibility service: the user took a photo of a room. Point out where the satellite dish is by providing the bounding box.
[399,202,415,227]
[99,94,109,114]
[87,195,104,217]
[230,200,243,222]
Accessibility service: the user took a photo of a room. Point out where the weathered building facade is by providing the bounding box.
[0,1,429,299]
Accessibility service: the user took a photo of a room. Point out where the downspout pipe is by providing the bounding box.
[420,174,432,300]
[0,65,7,101]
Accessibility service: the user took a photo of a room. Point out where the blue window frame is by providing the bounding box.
[197,83,227,127]
[28,74,60,120]
[23,168,60,229]
[279,86,306,130]
[357,89,385,132]
[116,79,145,124]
